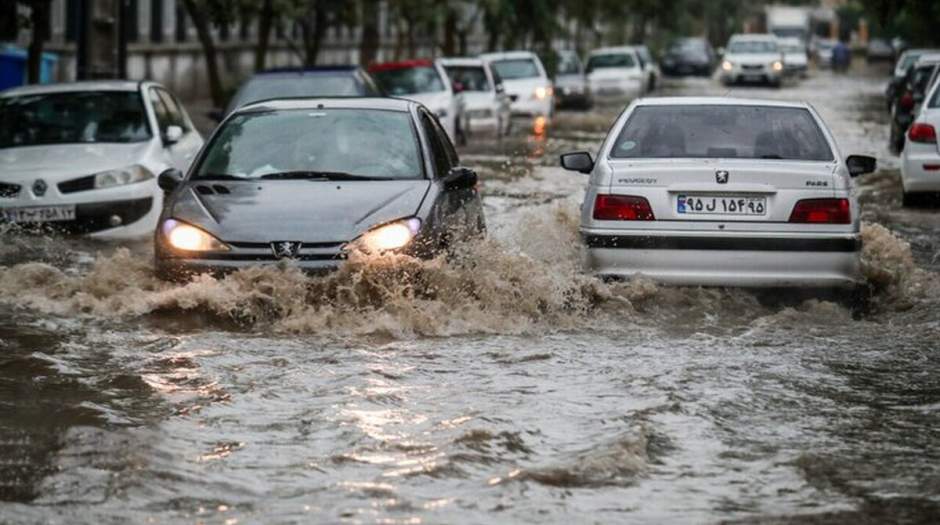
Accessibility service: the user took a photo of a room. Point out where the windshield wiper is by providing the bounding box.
[259,171,382,181]
[196,173,246,180]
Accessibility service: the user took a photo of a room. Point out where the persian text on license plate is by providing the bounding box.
[677,195,766,216]
[1,205,76,223]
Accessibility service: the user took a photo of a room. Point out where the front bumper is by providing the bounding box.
[508,96,553,118]
[721,66,782,84]
[0,197,154,234]
[581,231,862,288]
[155,239,348,280]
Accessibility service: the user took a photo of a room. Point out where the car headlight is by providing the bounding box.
[534,86,552,100]
[772,61,784,72]
[357,218,421,253]
[721,60,733,72]
[161,219,230,252]
[94,165,154,189]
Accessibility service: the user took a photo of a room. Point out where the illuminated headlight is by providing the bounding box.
[357,218,421,253]
[772,61,784,72]
[161,219,230,252]
[534,86,553,100]
[721,60,733,72]
[94,165,154,189]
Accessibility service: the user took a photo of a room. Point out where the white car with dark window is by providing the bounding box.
[440,57,511,137]
[900,79,940,205]
[0,81,203,238]
[778,37,809,77]
[586,47,647,103]
[561,97,876,289]
[480,51,554,120]
[720,34,785,87]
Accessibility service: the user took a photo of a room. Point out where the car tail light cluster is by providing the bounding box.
[908,123,937,144]
[899,92,915,110]
[789,198,851,224]
[593,195,655,221]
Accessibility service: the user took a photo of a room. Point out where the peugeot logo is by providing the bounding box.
[715,170,729,184]
[271,241,302,259]
[32,179,47,196]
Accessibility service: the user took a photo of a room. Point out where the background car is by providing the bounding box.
[887,48,937,110]
[154,97,484,279]
[900,79,940,205]
[221,66,382,118]
[661,37,716,76]
[814,38,836,68]
[890,54,940,152]
[480,51,554,120]
[553,49,592,109]
[866,38,895,63]
[778,37,809,78]
[585,46,647,103]
[0,81,203,238]
[720,34,785,87]
[561,97,876,289]
[369,59,465,145]
[439,57,512,137]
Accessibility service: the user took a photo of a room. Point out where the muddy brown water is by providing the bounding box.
[2,65,940,524]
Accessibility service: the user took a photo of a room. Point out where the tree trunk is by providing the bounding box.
[301,4,328,66]
[359,0,380,65]
[27,0,51,84]
[182,0,225,108]
[443,8,457,56]
[254,0,273,71]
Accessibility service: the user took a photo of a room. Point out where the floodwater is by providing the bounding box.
[2,65,940,524]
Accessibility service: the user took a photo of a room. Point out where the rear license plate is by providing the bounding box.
[677,195,766,216]
[1,205,76,223]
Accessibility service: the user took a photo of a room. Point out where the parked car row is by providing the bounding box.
[551,45,661,109]
[895,51,940,205]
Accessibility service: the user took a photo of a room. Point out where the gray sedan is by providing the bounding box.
[154,97,484,279]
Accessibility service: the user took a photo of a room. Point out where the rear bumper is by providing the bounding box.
[581,232,862,288]
[901,149,940,192]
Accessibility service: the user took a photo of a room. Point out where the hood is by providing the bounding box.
[404,91,452,113]
[784,52,808,64]
[170,179,431,243]
[0,142,156,183]
[726,52,782,65]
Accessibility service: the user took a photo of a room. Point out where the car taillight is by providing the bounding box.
[593,195,655,221]
[789,198,851,224]
[899,92,914,110]
[908,123,937,144]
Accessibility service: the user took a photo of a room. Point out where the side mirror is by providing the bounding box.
[846,155,877,177]
[560,151,594,174]
[207,109,224,122]
[163,125,184,145]
[443,166,478,190]
[495,83,505,94]
[158,168,185,192]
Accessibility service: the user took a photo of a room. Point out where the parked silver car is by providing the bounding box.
[561,97,876,289]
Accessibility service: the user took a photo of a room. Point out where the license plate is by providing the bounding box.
[743,74,764,82]
[1,205,76,223]
[677,195,766,216]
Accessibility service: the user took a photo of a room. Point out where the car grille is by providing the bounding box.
[0,182,20,198]
[468,109,493,119]
[742,64,764,71]
[58,175,96,194]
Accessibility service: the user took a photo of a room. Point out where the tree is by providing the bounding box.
[15,0,52,84]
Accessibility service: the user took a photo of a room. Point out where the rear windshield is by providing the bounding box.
[227,73,374,113]
[196,109,422,180]
[371,66,445,96]
[912,65,938,95]
[729,41,779,54]
[587,53,637,72]
[611,105,834,161]
[490,59,540,80]
[443,66,491,91]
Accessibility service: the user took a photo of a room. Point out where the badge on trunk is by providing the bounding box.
[715,170,729,184]
[271,241,302,259]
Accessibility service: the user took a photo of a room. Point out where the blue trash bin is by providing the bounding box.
[0,46,59,91]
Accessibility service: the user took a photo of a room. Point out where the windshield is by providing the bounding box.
[556,53,581,75]
[227,73,373,113]
[781,44,805,54]
[0,91,151,149]
[728,40,779,54]
[196,109,423,180]
[587,53,637,72]
[444,66,491,91]
[490,59,540,80]
[611,105,833,161]
[371,66,445,96]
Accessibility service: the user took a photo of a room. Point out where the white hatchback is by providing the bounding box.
[900,78,940,205]
[0,81,203,238]
[561,97,876,288]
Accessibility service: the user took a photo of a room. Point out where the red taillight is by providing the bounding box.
[789,198,851,224]
[908,123,937,144]
[900,92,914,110]
[593,195,655,221]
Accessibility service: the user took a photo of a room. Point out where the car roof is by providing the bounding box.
[914,53,940,65]
[480,50,538,61]
[1,80,144,97]
[438,57,484,67]
[589,46,639,56]
[235,97,416,114]
[636,96,808,109]
[368,59,434,72]
[255,66,360,76]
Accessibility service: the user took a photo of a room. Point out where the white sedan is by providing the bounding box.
[480,51,554,120]
[0,81,203,238]
[439,57,511,138]
[561,97,876,288]
[901,78,940,205]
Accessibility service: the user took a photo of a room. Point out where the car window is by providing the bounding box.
[586,53,637,72]
[556,53,581,75]
[728,40,779,54]
[490,58,540,80]
[928,79,940,108]
[419,111,452,177]
[155,88,189,131]
[371,66,446,96]
[912,65,937,94]
[0,90,152,148]
[611,105,834,161]
[196,108,423,180]
[148,88,174,134]
[443,66,491,92]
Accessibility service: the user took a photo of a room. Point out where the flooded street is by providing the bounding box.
[3,66,940,524]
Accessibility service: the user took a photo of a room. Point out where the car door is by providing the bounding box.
[419,110,481,239]
[148,87,202,171]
